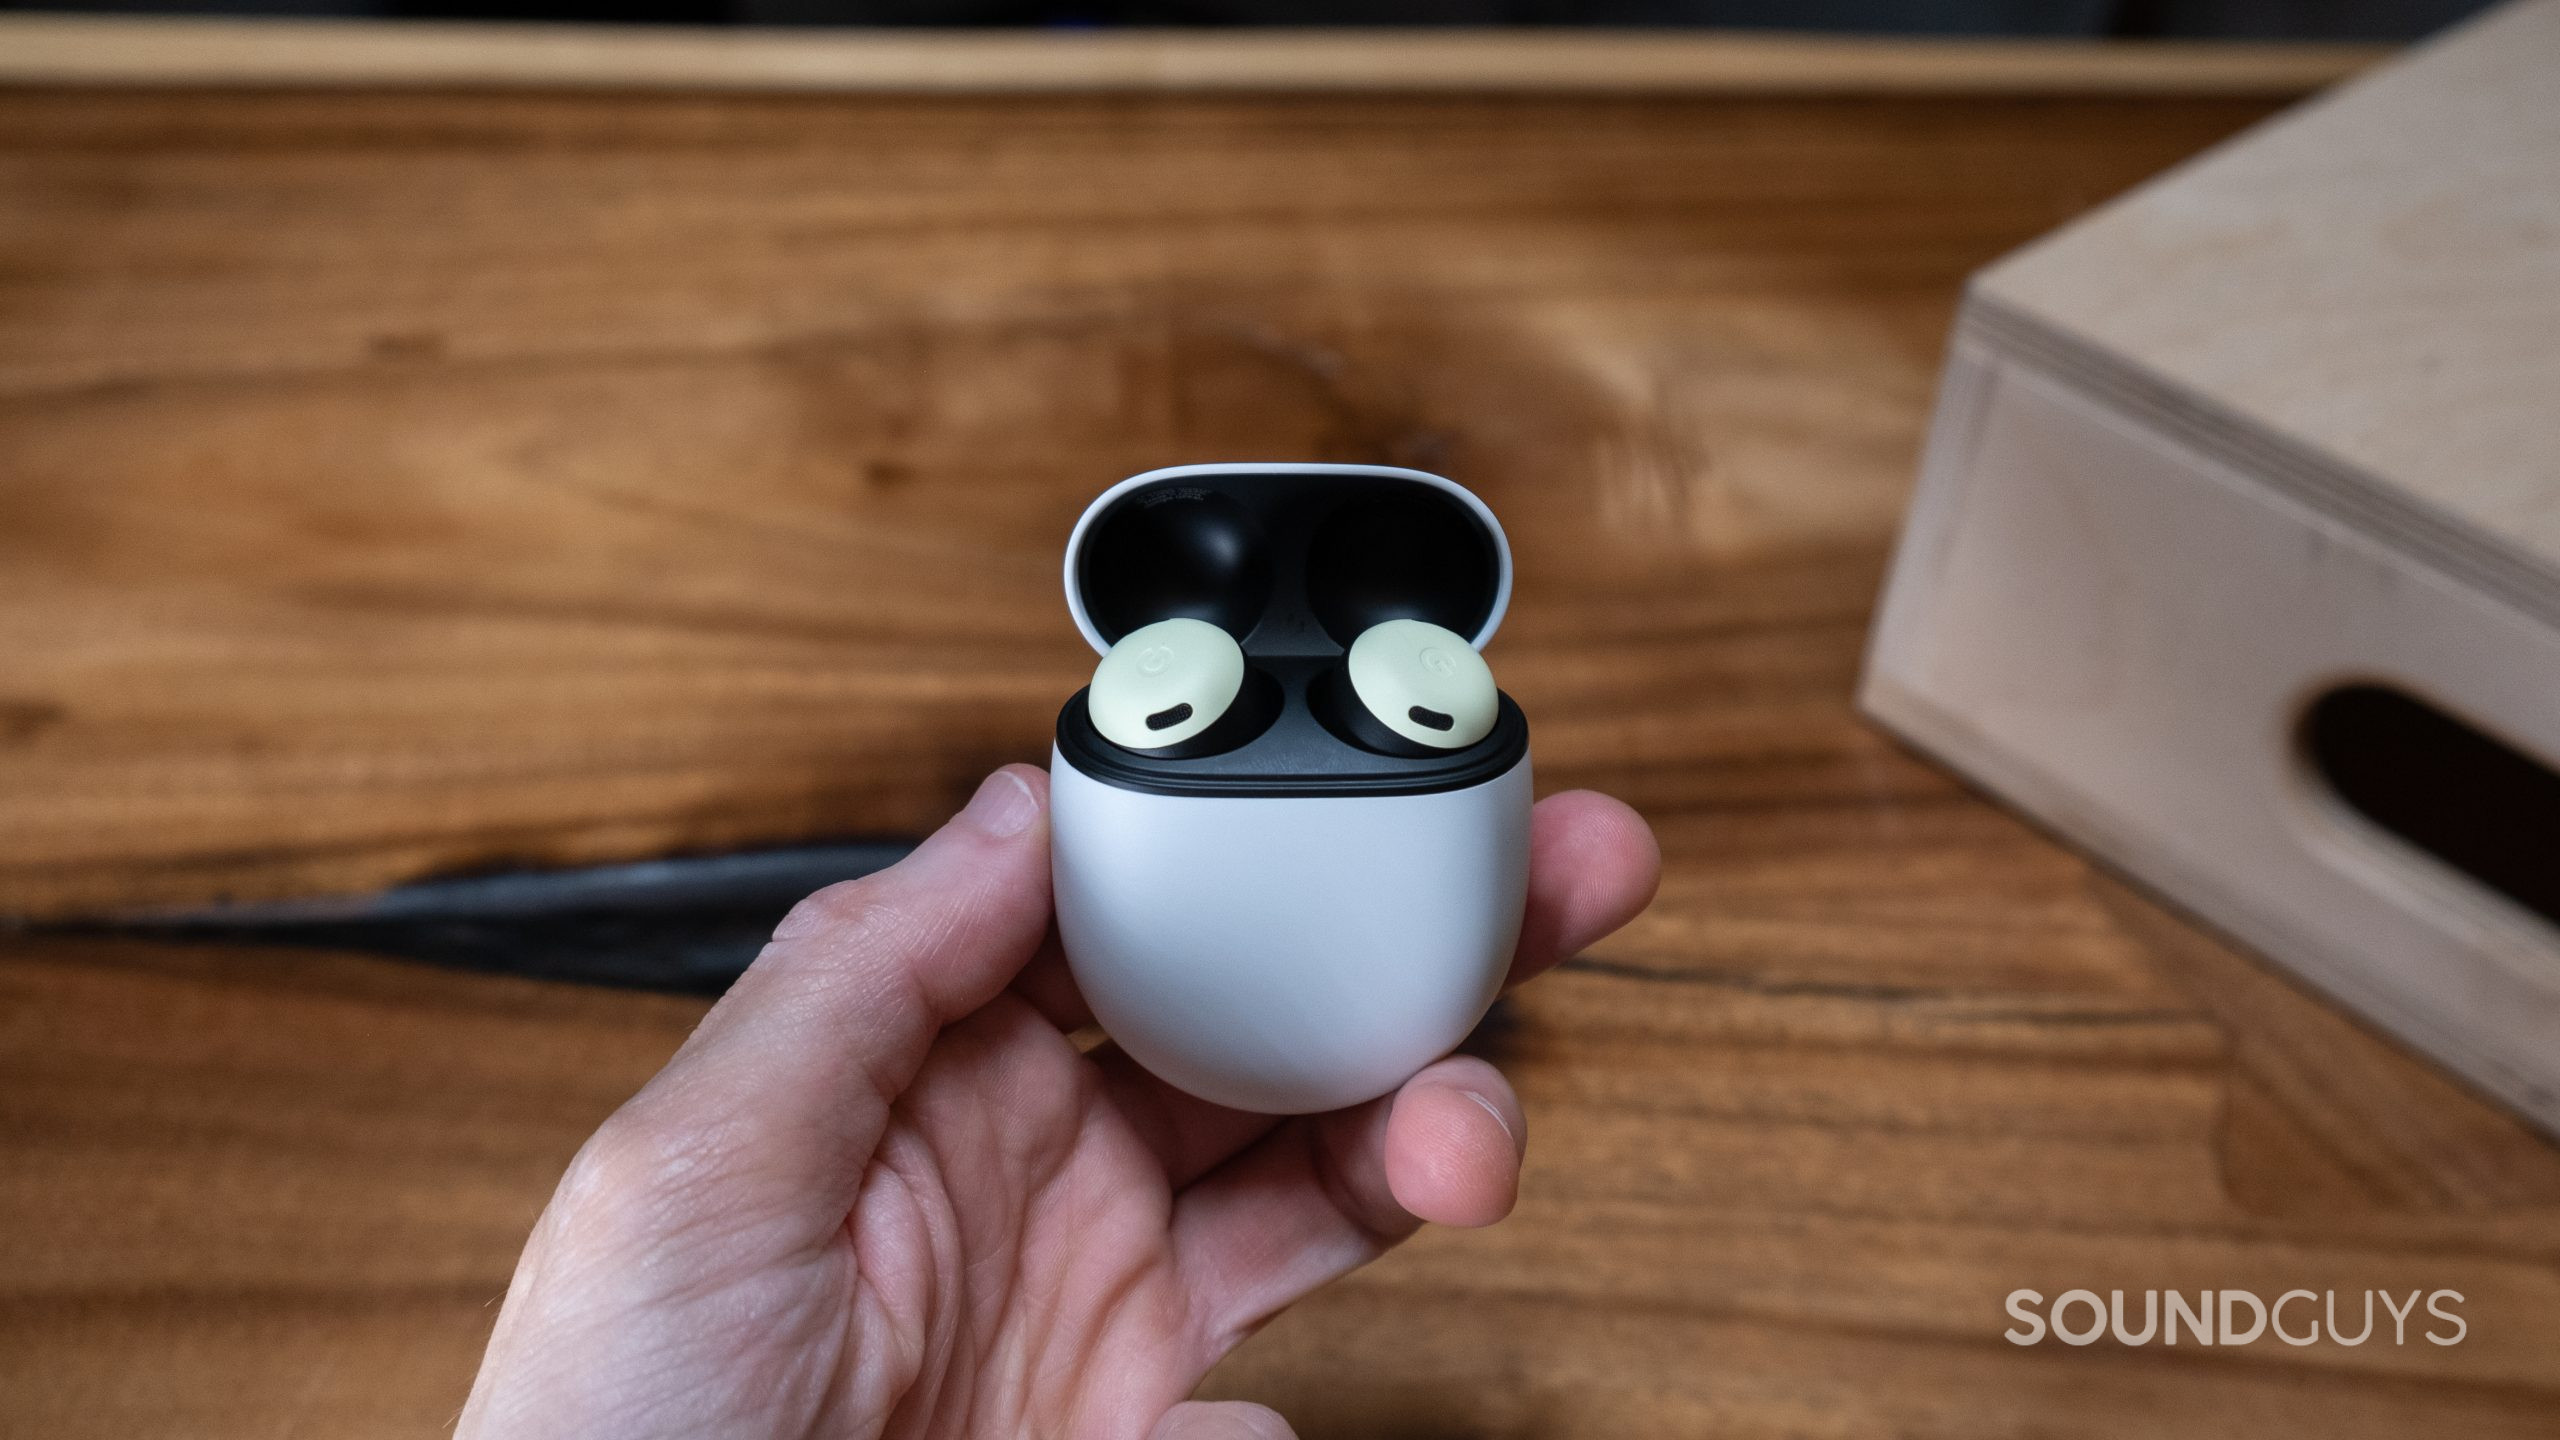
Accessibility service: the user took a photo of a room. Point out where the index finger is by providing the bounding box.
[1506,789,1661,989]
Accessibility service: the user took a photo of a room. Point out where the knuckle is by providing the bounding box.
[771,873,907,945]
[551,1106,741,1238]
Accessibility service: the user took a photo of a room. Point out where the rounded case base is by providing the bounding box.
[1050,749,1533,1114]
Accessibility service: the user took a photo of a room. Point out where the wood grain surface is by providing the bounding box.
[3,57,2558,1439]
[0,16,2383,96]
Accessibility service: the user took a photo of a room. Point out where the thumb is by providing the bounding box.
[592,765,1054,1235]
[1149,1402,1300,1440]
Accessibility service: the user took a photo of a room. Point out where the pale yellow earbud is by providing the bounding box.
[1088,617,1245,752]
[1344,618,1497,750]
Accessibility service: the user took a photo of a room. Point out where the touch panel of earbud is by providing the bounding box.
[1087,617,1243,751]
[1344,618,1499,750]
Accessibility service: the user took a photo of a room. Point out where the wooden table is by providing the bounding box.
[4,21,2556,1438]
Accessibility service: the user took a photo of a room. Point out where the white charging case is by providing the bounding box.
[1050,463,1533,1115]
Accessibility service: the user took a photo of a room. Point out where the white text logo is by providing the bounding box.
[2003,1290,2465,1346]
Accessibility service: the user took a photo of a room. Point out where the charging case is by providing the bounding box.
[1050,463,1533,1115]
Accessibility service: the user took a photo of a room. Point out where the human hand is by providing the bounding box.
[459,764,1658,1440]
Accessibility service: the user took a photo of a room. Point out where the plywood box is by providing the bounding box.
[1863,0,2560,1133]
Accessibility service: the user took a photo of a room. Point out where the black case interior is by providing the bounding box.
[1060,469,1528,797]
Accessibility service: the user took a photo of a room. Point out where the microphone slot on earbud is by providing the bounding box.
[1407,706,1455,732]
[1146,703,1194,732]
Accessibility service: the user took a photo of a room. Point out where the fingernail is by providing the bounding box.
[1462,1089,1520,1151]
[959,768,1039,838]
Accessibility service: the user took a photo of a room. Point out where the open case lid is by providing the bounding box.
[1064,464,1513,658]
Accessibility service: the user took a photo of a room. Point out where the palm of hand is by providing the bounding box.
[461,768,1655,1440]
[843,1000,1220,1437]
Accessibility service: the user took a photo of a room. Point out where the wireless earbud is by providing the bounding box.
[1086,616,1281,758]
[1331,617,1499,755]
[1088,617,1243,751]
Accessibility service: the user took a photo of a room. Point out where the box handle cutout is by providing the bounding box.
[2302,684,2560,929]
